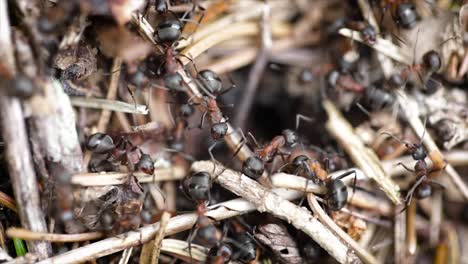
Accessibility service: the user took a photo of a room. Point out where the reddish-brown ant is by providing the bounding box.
[382,128,445,210]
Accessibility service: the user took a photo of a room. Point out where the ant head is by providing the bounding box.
[137,153,154,175]
[326,179,348,211]
[282,129,298,147]
[395,3,418,29]
[242,156,264,180]
[86,133,115,153]
[179,103,195,118]
[415,182,431,199]
[183,171,211,202]
[361,24,376,44]
[198,69,223,95]
[293,155,310,168]
[154,19,183,44]
[211,122,228,141]
[387,73,405,89]
[410,144,427,161]
[208,243,233,262]
[422,50,441,73]
[163,72,184,91]
[234,232,257,262]
[6,74,37,99]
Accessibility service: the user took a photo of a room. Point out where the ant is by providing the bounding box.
[240,129,298,180]
[378,1,418,29]
[289,154,357,211]
[182,171,223,258]
[86,133,155,175]
[345,21,378,44]
[196,69,236,97]
[327,70,365,93]
[382,131,445,210]
[207,222,258,263]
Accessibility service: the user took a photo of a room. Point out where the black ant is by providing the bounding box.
[378,1,418,29]
[182,171,223,258]
[345,21,378,44]
[289,154,357,211]
[382,130,445,210]
[196,69,237,97]
[86,133,155,175]
[207,221,258,263]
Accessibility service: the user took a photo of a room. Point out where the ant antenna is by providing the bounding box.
[412,27,421,67]
[380,132,412,147]
[295,114,314,131]
[418,116,428,145]
[247,132,261,149]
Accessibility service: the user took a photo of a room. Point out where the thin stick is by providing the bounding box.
[118,248,133,264]
[70,97,148,115]
[71,166,186,186]
[0,0,52,258]
[150,212,171,264]
[307,194,378,264]
[206,35,320,73]
[96,58,122,132]
[338,28,412,64]
[160,239,207,262]
[0,191,17,213]
[6,228,103,242]
[394,206,406,263]
[233,3,272,129]
[323,100,402,204]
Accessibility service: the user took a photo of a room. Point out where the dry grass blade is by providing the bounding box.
[71,166,186,186]
[70,97,149,115]
[323,100,402,204]
[150,211,171,264]
[6,228,103,242]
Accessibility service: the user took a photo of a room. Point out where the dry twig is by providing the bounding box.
[6,228,103,242]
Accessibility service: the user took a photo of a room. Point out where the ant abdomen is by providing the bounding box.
[198,70,223,95]
[242,156,265,180]
[326,179,348,211]
[86,133,115,153]
[154,19,183,43]
[415,183,432,199]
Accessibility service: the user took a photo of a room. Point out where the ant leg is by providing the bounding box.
[198,111,208,129]
[248,132,261,149]
[396,162,415,173]
[186,220,199,263]
[295,114,314,130]
[405,175,427,203]
[126,85,137,108]
[428,180,446,190]
[219,76,237,96]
